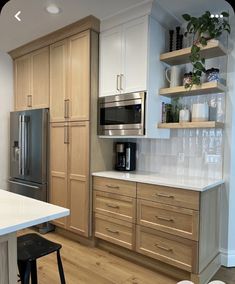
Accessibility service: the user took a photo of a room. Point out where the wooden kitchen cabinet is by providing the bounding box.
[50,40,68,122]
[50,31,90,122]
[50,122,68,228]
[93,176,221,284]
[50,121,90,236]
[99,16,148,97]
[67,121,90,235]
[14,47,49,110]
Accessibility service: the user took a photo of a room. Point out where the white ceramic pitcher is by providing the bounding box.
[165,66,182,87]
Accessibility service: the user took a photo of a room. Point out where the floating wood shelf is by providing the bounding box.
[158,121,224,129]
[160,40,227,66]
[159,82,226,97]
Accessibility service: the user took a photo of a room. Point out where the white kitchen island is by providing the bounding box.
[0,189,70,284]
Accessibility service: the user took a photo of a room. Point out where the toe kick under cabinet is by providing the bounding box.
[93,176,221,284]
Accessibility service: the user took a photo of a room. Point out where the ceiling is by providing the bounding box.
[0,0,232,52]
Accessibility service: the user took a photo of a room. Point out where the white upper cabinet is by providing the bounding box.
[99,16,148,97]
[122,17,148,94]
[100,26,122,97]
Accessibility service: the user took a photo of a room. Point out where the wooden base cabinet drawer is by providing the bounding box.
[137,200,199,241]
[94,191,136,222]
[136,225,198,273]
[137,183,199,210]
[93,177,136,197]
[95,213,135,250]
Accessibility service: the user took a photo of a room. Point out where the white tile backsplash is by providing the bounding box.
[129,91,224,179]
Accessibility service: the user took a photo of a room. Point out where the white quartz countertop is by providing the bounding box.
[92,171,224,192]
[0,190,69,236]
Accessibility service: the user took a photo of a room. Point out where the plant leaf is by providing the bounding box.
[221,12,229,18]
[182,14,191,21]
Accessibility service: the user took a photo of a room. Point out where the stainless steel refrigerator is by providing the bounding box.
[9,109,48,202]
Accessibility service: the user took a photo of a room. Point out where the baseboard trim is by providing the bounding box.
[220,249,235,267]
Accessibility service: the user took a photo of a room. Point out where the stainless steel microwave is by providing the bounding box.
[98,92,146,136]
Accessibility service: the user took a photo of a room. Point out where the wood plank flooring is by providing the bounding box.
[18,229,235,284]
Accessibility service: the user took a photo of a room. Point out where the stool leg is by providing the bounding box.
[18,261,26,283]
[31,260,38,284]
[23,261,31,284]
[57,250,66,284]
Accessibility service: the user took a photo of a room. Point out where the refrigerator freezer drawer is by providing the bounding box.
[8,179,47,202]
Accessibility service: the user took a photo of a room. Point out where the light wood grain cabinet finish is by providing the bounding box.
[137,183,200,210]
[136,225,198,273]
[50,31,90,122]
[50,122,90,236]
[14,47,49,110]
[93,177,136,197]
[94,191,136,223]
[93,177,221,284]
[95,213,135,250]
[137,199,199,241]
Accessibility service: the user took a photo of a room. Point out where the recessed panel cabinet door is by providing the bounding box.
[67,121,89,236]
[68,31,90,121]
[31,47,50,109]
[14,55,31,110]
[50,40,68,122]
[50,123,68,228]
[122,16,148,93]
[99,26,122,97]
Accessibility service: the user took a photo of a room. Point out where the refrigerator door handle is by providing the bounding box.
[8,179,40,189]
[18,115,22,175]
[21,115,25,176]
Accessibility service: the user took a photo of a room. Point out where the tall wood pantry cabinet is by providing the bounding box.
[50,29,95,237]
[14,47,49,110]
[9,16,113,238]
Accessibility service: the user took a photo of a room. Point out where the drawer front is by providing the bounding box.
[137,200,199,241]
[95,213,134,250]
[93,177,136,197]
[137,183,199,210]
[94,191,136,222]
[136,225,198,273]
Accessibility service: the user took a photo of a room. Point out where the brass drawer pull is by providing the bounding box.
[105,203,120,209]
[155,193,175,199]
[156,216,174,222]
[106,228,119,234]
[106,185,120,189]
[155,244,173,252]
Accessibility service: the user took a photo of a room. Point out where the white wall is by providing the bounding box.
[220,14,235,267]
[0,51,13,190]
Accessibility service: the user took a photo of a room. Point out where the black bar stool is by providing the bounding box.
[17,233,66,284]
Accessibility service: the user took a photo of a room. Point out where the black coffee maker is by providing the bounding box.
[115,142,136,171]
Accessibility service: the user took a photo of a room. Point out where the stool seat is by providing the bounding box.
[17,233,66,284]
[18,233,62,261]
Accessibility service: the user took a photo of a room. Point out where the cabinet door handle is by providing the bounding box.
[105,228,119,234]
[64,100,69,118]
[27,95,32,107]
[155,244,173,252]
[120,74,124,91]
[106,185,120,189]
[116,75,120,91]
[64,125,69,144]
[105,203,120,209]
[156,216,174,222]
[154,193,175,199]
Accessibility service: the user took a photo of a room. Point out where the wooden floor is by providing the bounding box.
[18,229,235,284]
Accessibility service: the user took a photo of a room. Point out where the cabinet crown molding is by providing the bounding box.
[100,0,180,32]
[9,15,100,59]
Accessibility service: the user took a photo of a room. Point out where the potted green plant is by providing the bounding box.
[182,11,231,88]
